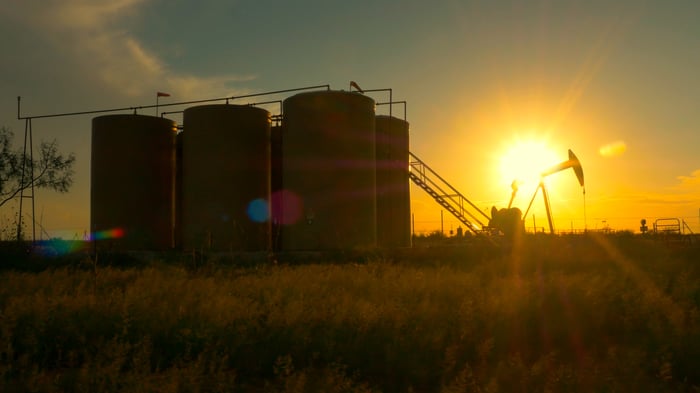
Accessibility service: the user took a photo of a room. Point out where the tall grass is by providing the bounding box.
[0,234,698,392]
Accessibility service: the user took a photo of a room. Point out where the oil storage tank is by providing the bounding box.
[174,131,184,249]
[270,124,283,250]
[91,114,177,250]
[376,115,411,248]
[182,104,271,251]
[278,90,376,250]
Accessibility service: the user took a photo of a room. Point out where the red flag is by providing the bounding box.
[350,81,363,93]
[157,92,170,97]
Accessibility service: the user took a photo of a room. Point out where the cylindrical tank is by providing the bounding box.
[270,124,283,251]
[91,114,176,250]
[174,131,184,249]
[182,104,271,251]
[375,115,411,248]
[279,90,376,250]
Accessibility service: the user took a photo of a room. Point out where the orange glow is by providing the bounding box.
[599,141,627,157]
[498,138,560,188]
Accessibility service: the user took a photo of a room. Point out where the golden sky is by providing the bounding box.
[0,1,698,238]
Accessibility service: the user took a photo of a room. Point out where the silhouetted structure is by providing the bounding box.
[87,87,487,252]
[489,206,525,238]
[276,91,377,250]
[181,104,271,251]
[375,115,411,247]
[91,114,176,250]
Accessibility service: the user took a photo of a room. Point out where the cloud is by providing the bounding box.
[599,140,626,157]
[628,169,700,207]
[2,0,253,99]
[676,169,700,188]
[46,0,145,30]
[579,170,699,221]
[0,0,141,27]
[592,181,699,207]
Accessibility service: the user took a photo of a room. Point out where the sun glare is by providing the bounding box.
[499,139,560,187]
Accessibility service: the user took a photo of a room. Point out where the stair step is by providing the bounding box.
[409,152,490,233]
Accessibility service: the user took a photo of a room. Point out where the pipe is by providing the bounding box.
[17,84,331,120]
[250,100,283,117]
[160,110,183,118]
[376,101,407,121]
[360,88,393,118]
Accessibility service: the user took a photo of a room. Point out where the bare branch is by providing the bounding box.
[0,126,76,208]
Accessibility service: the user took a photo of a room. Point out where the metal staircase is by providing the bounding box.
[408,152,490,233]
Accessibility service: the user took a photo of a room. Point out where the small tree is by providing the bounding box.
[0,126,76,209]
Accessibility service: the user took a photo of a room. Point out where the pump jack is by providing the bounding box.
[522,149,585,233]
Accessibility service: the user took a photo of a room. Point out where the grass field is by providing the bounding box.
[1,233,699,392]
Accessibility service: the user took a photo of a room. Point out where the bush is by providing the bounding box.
[0,235,698,391]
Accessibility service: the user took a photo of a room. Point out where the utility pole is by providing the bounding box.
[411,213,415,238]
[440,210,444,235]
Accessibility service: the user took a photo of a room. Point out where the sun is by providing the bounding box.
[498,138,561,188]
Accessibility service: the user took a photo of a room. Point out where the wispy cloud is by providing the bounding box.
[676,169,700,189]
[590,168,700,210]
[45,0,145,30]
[622,170,700,210]
[2,0,252,99]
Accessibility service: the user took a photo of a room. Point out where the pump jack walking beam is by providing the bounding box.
[522,149,585,234]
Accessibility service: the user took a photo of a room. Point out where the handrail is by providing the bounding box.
[653,218,681,234]
[408,152,490,232]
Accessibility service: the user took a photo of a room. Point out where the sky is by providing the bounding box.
[0,0,699,239]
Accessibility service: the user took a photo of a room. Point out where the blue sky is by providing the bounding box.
[1,0,699,238]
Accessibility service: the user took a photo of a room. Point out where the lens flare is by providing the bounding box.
[91,228,125,240]
[599,141,626,157]
[270,189,303,225]
[33,239,89,257]
[247,198,270,223]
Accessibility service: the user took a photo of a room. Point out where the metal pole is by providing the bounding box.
[29,119,35,242]
[441,210,444,235]
[376,101,407,121]
[541,183,555,234]
[389,89,392,119]
[17,118,36,242]
[412,213,415,238]
[583,188,587,232]
[523,183,541,218]
[16,120,28,241]
[360,88,393,118]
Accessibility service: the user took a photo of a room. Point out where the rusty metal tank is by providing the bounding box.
[375,115,411,248]
[279,90,376,250]
[174,130,184,249]
[182,104,271,251]
[90,114,177,250]
[270,124,283,250]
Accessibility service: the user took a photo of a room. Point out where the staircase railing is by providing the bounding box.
[408,152,490,233]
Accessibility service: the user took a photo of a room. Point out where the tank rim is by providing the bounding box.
[283,90,375,105]
[183,103,270,115]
